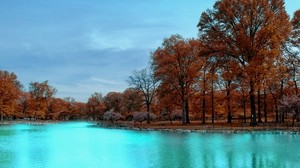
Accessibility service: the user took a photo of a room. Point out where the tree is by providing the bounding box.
[86,92,106,120]
[198,0,290,126]
[28,81,57,119]
[128,67,159,124]
[120,88,142,113]
[0,70,21,120]
[283,9,300,95]
[198,54,212,124]
[279,94,300,126]
[156,84,181,120]
[17,92,30,118]
[219,58,241,123]
[104,92,122,112]
[152,35,203,125]
[48,98,68,120]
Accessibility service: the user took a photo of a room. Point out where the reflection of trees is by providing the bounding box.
[227,151,233,168]
[0,150,14,167]
[156,133,193,168]
[202,149,216,168]
[0,129,15,166]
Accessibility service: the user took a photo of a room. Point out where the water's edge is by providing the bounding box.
[95,122,300,135]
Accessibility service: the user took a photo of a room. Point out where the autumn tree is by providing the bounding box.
[72,101,86,119]
[283,9,300,95]
[198,55,213,124]
[48,98,69,120]
[152,35,203,125]
[218,58,241,123]
[156,84,181,119]
[128,67,159,124]
[104,92,122,112]
[86,92,106,120]
[28,81,56,120]
[0,70,22,120]
[17,91,30,118]
[120,88,142,113]
[198,0,290,126]
[280,94,300,126]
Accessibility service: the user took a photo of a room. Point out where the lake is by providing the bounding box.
[0,122,299,168]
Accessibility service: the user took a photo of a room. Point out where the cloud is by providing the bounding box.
[54,77,127,102]
[90,77,120,85]
[86,30,134,51]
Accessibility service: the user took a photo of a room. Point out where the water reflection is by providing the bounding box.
[0,123,300,168]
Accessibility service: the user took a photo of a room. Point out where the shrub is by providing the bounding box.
[171,110,182,121]
[279,94,300,125]
[133,112,157,123]
[103,111,124,123]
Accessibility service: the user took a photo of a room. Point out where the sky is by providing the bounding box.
[0,0,299,102]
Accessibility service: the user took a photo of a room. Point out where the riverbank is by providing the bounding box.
[0,119,59,125]
[1,120,300,134]
[97,121,300,134]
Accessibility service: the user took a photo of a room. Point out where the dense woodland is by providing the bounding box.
[1,0,300,126]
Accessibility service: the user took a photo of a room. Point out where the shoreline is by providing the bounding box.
[1,119,300,134]
[96,121,300,134]
[0,119,59,125]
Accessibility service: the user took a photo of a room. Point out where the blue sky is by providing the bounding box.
[0,0,299,102]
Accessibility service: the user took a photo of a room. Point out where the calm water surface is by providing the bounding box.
[0,122,300,168]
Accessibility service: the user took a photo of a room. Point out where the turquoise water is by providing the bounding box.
[0,122,300,168]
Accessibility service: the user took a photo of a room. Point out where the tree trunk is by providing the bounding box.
[294,79,299,95]
[185,100,190,124]
[293,65,299,95]
[250,81,257,126]
[264,89,267,123]
[227,89,232,123]
[280,79,285,123]
[275,101,279,123]
[182,99,186,125]
[211,85,215,124]
[146,103,150,124]
[243,94,246,123]
[202,90,206,124]
[292,116,295,127]
[257,90,262,123]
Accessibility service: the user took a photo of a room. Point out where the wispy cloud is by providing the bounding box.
[86,30,134,51]
[90,77,120,85]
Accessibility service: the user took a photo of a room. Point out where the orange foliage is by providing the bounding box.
[0,70,21,120]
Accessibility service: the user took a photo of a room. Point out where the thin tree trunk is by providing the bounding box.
[202,90,206,124]
[182,99,186,125]
[275,101,279,123]
[292,116,295,127]
[227,89,232,123]
[147,102,150,124]
[242,93,246,123]
[250,81,257,126]
[294,79,299,95]
[185,99,190,124]
[257,90,262,123]
[293,65,299,95]
[211,84,214,124]
[264,89,267,123]
[280,79,285,123]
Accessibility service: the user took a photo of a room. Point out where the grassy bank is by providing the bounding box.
[97,120,300,133]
